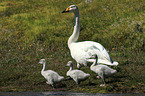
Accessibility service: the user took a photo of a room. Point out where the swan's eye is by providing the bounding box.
[71,6,75,9]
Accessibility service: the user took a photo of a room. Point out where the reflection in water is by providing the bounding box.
[0,92,145,96]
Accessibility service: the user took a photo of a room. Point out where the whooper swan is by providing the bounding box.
[62,5,118,69]
[38,59,64,88]
[90,55,117,86]
[66,61,90,85]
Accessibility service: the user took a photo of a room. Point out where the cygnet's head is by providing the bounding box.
[39,59,46,64]
[62,5,78,13]
[66,61,73,67]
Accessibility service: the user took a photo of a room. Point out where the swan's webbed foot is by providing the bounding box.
[47,81,55,88]
[98,72,106,87]
[96,76,100,79]
[100,84,106,87]
[46,81,50,84]
[65,77,72,80]
[51,84,56,88]
[76,81,80,85]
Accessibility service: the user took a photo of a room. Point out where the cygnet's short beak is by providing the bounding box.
[66,64,69,67]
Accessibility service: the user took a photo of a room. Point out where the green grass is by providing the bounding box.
[0,0,145,93]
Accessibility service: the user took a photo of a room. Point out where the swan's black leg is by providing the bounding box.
[98,72,106,87]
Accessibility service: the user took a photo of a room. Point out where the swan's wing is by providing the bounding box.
[70,41,105,57]
[70,41,114,65]
[82,41,113,60]
[80,41,110,56]
[84,41,118,65]
[75,41,100,51]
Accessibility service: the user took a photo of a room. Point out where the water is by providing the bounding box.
[0,92,145,96]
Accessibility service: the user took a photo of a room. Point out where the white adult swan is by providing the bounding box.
[62,5,118,69]
[90,55,117,86]
[66,61,90,85]
[38,59,64,88]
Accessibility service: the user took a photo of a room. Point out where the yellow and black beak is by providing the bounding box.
[62,7,70,13]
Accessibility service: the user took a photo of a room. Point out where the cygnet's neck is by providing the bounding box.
[69,64,73,71]
[91,59,97,68]
[42,62,47,72]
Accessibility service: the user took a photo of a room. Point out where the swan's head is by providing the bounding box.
[66,61,73,67]
[62,5,78,13]
[39,59,46,64]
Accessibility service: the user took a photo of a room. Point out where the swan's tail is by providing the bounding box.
[111,70,117,74]
[87,42,119,66]
[85,73,90,79]
[87,56,119,66]
[113,61,119,66]
[97,59,118,66]
[59,76,64,81]
[86,73,90,77]
[97,46,119,66]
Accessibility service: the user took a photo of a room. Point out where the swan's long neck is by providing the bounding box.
[68,10,80,48]
[42,62,47,72]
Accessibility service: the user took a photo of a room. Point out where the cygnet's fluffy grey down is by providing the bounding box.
[66,61,90,85]
[90,55,117,86]
[39,59,64,88]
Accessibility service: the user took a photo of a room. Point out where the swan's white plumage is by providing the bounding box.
[39,59,64,87]
[90,55,117,86]
[70,41,113,65]
[62,5,118,69]
[66,61,90,84]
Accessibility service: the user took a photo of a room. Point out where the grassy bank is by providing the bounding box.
[0,0,145,93]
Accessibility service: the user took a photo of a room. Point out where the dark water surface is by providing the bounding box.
[0,92,145,96]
